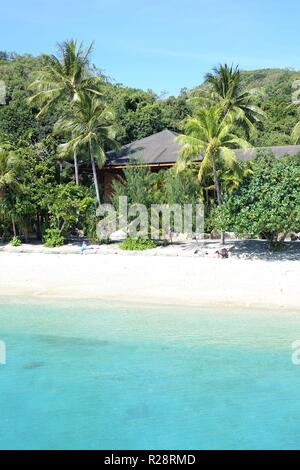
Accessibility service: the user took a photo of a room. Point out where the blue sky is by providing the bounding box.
[1,0,300,95]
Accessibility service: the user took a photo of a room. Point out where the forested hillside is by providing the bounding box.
[0,48,299,245]
[1,51,300,148]
[239,68,300,145]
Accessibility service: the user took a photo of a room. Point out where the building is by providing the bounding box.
[100,129,300,196]
[100,130,181,195]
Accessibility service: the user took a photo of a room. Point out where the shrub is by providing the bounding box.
[111,165,157,208]
[44,183,95,236]
[43,229,65,248]
[213,153,300,242]
[10,236,22,247]
[119,237,158,251]
[111,166,200,208]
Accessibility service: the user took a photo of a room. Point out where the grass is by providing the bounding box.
[119,237,158,251]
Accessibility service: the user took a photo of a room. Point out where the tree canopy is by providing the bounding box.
[0,46,299,246]
[213,152,300,242]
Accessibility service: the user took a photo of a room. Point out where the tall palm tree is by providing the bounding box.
[0,149,23,236]
[192,64,264,137]
[55,94,118,205]
[29,39,103,184]
[219,161,253,195]
[291,120,300,145]
[175,106,251,243]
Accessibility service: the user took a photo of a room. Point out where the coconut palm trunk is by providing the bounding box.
[12,216,16,237]
[73,149,79,185]
[89,140,101,205]
[210,153,222,206]
[175,107,250,247]
[210,151,225,244]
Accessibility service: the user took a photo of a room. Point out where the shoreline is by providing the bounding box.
[1,294,299,316]
[0,252,299,312]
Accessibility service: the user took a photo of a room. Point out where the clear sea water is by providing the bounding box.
[1,300,300,450]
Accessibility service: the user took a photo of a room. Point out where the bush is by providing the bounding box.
[10,236,22,247]
[213,153,300,242]
[119,237,158,251]
[43,229,65,248]
[111,166,201,237]
[112,166,201,207]
[44,183,95,236]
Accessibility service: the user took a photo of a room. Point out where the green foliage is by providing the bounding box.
[119,237,158,251]
[10,236,22,246]
[0,148,23,193]
[54,93,118,204]
[1,46,300,247]
[112,166,200,208]
[195,68,300,147]
[44,183,95,235]
[28,40,102,117]
[0,53,59,145]
[111,166,201,237]
[201,64,265,137]
[122,103,165,143]
[9,139,59,239]
[43,228,65,248]
[1,51,300,151]
[112,166,157,207]
[161,168,200,204]
[0,148,24,238]
[213,152,300,241]
[28,39,117,198]
[105,84,190,144]
[175,106,251,207]
[244,69,300,146]
[0,94,36,145]
[55,94,118,169]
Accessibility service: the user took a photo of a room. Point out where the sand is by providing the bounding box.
[0,250,299,311]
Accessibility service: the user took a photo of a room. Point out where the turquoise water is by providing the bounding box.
[1,300,300,449]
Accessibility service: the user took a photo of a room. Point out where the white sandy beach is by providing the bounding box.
[0,248,299,311]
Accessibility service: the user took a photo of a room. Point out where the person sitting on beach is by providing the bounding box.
[216,248,229,259]
[80,241,94,255]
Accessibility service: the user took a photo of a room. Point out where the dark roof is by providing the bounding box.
[234,145,300,161]
[105,129,181,167]
[105,130,300,168]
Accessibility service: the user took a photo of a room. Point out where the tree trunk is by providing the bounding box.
[89,140,101,205]
[59,162,62,184]
[211,154,222,206]
[211,153,225,244]
[12,216,16,237]
[74,149,79,185]
[36,214,41,241]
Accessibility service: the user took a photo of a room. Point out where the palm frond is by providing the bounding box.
[292,121,300,144]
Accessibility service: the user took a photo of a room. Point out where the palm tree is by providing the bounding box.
[55,94,118,205]
[192,64,264,137]
[175,106,251,243]
[219,161,253,195]
[291,119,300,145]
[0,149,23,236]
[29,39,103,184]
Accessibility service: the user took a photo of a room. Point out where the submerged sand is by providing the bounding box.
[0,251,299,311]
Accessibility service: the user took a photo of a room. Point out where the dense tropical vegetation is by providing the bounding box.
[213,153,300,243]
[0,42,299,247]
